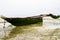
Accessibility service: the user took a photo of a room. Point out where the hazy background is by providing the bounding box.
[0,0,60,17]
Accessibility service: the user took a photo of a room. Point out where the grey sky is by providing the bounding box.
[0,0,60,17]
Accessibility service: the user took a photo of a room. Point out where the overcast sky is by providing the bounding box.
[0,0,60,17]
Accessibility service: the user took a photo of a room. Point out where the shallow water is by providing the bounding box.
[0,17,60,40]
[43,17,60,29]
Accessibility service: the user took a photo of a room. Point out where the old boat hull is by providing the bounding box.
[3,17,43,26]
[2,14,60,26]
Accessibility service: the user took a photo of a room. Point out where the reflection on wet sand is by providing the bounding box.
[2,22,42,40]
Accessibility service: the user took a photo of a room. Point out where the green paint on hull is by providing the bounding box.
[4,17,43,26]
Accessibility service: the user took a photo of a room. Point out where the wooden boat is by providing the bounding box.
[1,15,43,26]
[1,14,60,26]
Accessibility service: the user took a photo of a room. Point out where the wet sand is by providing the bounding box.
[0,23,60,40]
[0,17,60,40]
